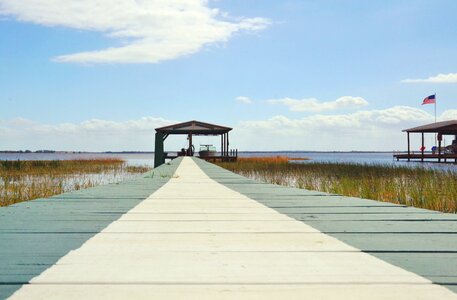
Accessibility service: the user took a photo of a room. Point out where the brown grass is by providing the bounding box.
[0,159,151,206]
[216,157,457,213]
[237,156,308,163]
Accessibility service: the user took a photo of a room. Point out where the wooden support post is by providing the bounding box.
[221,135,223,157]
[225,133,228,157]
[407,132,410,162]
[421,132,424,162]
[227,132,230,155]
[188,133,193,156]
[154,132,165,168]
[454,134,457,162]
[438,139,442,163]
[222,134,226,157]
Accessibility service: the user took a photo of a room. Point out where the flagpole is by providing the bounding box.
[434,93,437,147]
[434,93,437,123]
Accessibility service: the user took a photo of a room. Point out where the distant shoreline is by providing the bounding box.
[0,150,398,154]
[239,150,407,155]
[0,151,155,154]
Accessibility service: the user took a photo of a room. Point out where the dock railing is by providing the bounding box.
[393,151,457,163]
[164,149,238,162]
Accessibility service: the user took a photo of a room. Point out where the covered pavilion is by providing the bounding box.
[154,120,237,167]
[394,120,457,163]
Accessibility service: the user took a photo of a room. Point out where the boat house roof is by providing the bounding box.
[403,120,457,134]
[155,120,232,135]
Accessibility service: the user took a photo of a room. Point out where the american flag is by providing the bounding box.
[422,94,436,105]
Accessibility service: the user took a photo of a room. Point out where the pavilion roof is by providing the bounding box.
[403,120,457,134]
[155,120,232,135]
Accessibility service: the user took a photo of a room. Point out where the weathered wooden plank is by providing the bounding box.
[194,158,457,294]
[0,159,181,299]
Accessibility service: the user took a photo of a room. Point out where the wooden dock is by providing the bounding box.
[165,153,238,163]
[1,157,457,299]
[394,152,457,163]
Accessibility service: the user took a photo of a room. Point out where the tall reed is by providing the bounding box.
[0,159,150,206]
[217,157,457,213]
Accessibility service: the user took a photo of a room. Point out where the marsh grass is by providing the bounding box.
[216,156,457,213]
[0,159,151,206]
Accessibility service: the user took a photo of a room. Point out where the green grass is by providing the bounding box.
[216,157,457,213]
[0,159,151,206]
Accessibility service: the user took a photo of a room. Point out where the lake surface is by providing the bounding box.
[241,152,397,164]
[241,151,457,171]
[0,153,156,166]
[2,151,455,170]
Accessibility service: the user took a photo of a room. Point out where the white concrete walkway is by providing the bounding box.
[9,157,457,299]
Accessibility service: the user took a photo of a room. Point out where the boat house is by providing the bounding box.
[154,120,238,167]
[394,120,457,163]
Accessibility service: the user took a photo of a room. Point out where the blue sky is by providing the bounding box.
[1,0,456,151]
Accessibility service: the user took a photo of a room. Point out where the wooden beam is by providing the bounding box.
[421,132,424,162]
[407,132,410,162]
[154,132,165,168]
[188,133,193,156]
[225,133,228,156]
[221,135,223,157]
[227,132,230,155]
[222,133,226,156]
[438,138,442,163]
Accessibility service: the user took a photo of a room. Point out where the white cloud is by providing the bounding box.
[1,107,455,152]
[236,96,252,104]
[401,73,457,83]
[0,0,270,64]
[268,96,369,112]
[232,106,451,151]
[441,109,457,120]
[240,106,430,133]
[0,117,176,151]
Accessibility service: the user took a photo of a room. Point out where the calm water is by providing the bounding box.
[2,151,455,169]
[243,151,457,171]
[240,152,396,164]
[0,153,155,166]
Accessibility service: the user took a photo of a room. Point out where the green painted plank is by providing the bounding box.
[0,158,181,299]
[0,286,21,300]
[194,158,457,293]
